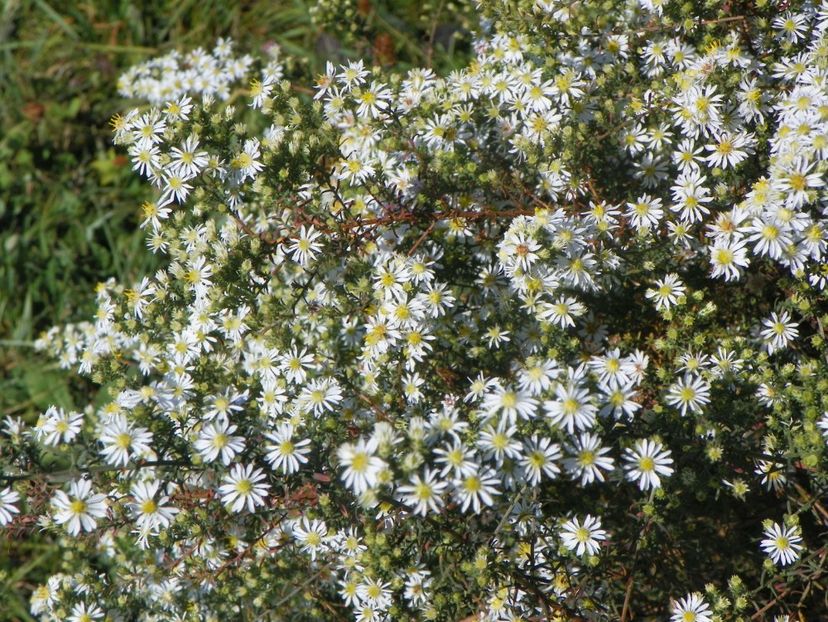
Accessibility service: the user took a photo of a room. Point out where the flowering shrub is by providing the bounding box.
[5,0,828,619]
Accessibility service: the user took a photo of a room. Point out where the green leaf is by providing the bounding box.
[22,364,73,411]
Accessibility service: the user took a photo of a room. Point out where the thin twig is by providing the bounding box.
[620,573,635,622]
[407,220,436,256]
[751,588,792,620]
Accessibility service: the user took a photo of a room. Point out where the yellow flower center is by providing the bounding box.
[562,398,579,416]
[70,499,87,514]
[351,452,369,473]
[464,476,481,493]
[501,392,517,409]
[415,482,432,501]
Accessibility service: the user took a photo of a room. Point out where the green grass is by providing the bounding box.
[0,1,470,618]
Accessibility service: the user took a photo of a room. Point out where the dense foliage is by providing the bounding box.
[0,1,468,617]
[4,0,828,620]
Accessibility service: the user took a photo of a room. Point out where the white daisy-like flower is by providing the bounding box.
[645,273,686,310]
[67,602,104,622]
[0,486,21,526]
[337,436,386,494]
[39,406,84,447]
[286,225,324,267]
[761,521,803,566]
[563,432,615,485]
[665,373,711,416]
[51,478,108,535]
[544,382,597,433]
[817,412,828,440]
[520,435,562,486]
[560,514,607,556]
[98,415,153,467]
[292,517,330,561]
[481,384,538,425]
[759,311,799,354]
[670,592,712,622]
[397,468,448,516]
[264,422,311,474]
[194,420,246,465]
[623,438,674,490]
[128,480,178,532]
[219,463,270,513]
[452,467,500,514]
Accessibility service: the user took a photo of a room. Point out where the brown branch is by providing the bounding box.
[700,15,747,26]
[407,220,436,256]
[751,588,792,620]
[620,573,635,622]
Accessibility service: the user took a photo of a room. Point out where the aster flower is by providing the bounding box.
[481,384,538,426]
[219,464,270,513]
[128,480,178,531]
[397,468,448,516]
[709,238,750,281]
[563,433,615,485]
[645,274,686,310]
[477,423,522,466]
[665,374,711,416]
[817,412,828,440]
[51,478,108,535]
[538,296,585,328]
[520,435,562,485]
[761,522,803,566]
[232,137,264,182]
[760,311,799,353]
[704,131,751,169]
[623,438,674,490]
[169,134,208,178]
[40,406,84,446]
[158,170,194,207]
[99,415,153,466]
[434,440,478,479]
[589,348,632,389]
[68,602,104,622]
[544,382,597,433]
[264,422,311,474]
[194,420,246,465]
[670,593,712,622]
[0,487,21,526]
[337,437,386,494]
[626,194,664,231]
[357,576,392,609]
[293,517,329,561]
[755,459,788,492]
[452,467,500,514]
[560,514,607,556]
[599,382,642,420]
[287,225,324,267]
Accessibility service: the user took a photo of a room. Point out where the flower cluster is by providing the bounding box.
[6,0,828,620]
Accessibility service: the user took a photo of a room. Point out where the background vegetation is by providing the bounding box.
[0,1,470,618]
